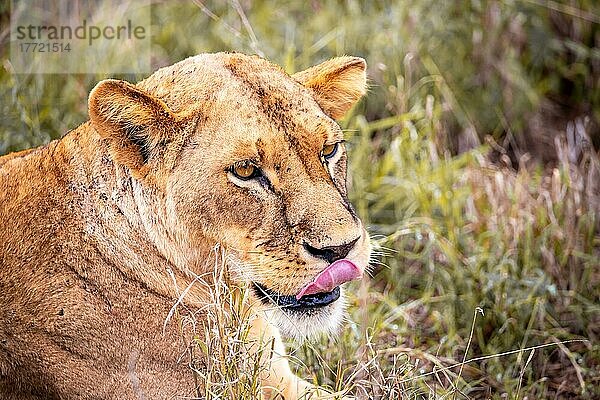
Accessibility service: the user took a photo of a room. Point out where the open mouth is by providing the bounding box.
[252,282,340,310]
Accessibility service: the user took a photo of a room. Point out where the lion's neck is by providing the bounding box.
[62,123,214,304]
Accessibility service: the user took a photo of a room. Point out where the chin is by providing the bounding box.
[251,283,348,341]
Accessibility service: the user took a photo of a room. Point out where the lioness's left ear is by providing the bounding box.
[292,56,367,119]
[88,79,177,173]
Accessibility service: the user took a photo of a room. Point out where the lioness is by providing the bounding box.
[0,53,371,399]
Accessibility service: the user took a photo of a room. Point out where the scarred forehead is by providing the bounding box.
[220,55,343,142]
[141,52,345,170]
[140,52,344,141]
[200,56,344,163]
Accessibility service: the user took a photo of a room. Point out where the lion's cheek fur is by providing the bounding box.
[170,178,265,245]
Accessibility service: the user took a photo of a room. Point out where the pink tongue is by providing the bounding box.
[296,259,363,300]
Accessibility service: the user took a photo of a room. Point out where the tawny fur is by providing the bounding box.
[0,53,370,399]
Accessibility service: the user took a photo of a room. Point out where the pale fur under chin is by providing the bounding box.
[226,255,350,341]
[262,289,348,341]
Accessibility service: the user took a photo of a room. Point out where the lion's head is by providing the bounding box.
[88,53,371,339]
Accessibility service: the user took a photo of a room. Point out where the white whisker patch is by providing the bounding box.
[226,255,350,341]
[262,290,348,342]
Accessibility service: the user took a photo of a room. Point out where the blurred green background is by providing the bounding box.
[1,1,598,399]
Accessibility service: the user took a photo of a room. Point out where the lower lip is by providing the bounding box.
[252,283,341,310]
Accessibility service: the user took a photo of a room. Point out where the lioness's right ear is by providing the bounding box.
[88,79,176,173]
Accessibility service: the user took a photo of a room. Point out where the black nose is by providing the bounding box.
[303,237,359,264]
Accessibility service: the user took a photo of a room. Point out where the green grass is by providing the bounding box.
[1,1,598,399]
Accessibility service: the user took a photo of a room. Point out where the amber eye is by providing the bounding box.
[231,161,259,180]
[322,143,339,160]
